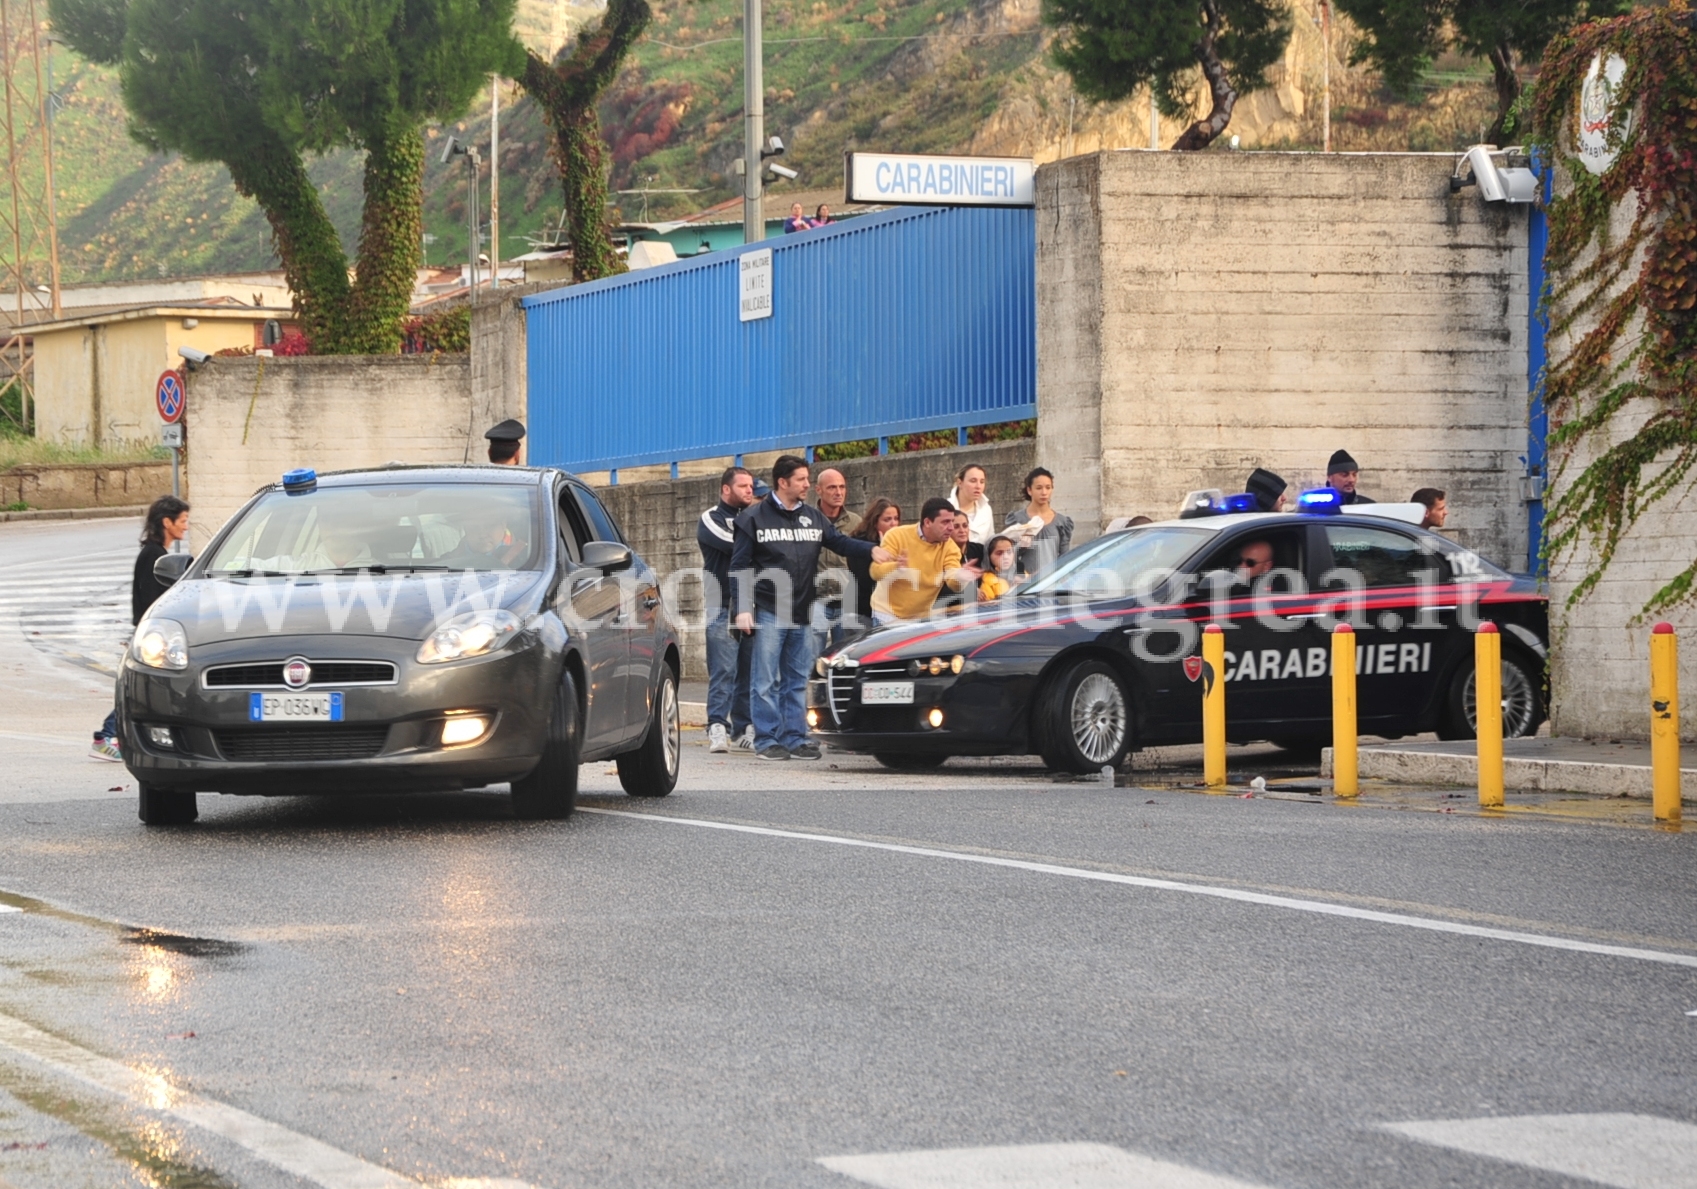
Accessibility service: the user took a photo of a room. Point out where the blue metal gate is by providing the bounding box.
[522,204,1035,475]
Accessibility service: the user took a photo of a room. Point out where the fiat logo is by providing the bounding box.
[282,658,312,689]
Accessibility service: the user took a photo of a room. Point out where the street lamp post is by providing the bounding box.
[742,0,763,242]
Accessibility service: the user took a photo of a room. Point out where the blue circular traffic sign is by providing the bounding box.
[156,370,185,424]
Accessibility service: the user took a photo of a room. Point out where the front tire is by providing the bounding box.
[617,668,680,798]
[512,669,582,820]
[138,784,197,826]
[874,752,948,770]
[1439,649,1544,740]
[1036,660,1132,774]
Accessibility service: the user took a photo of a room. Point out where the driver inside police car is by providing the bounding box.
[446,504,527,568]
[1233,540,1275,583]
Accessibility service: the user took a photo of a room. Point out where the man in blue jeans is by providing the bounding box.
[731,455,893,760]
[697,466,756,752]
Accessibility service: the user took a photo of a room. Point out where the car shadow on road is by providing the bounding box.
[184,786,548,832]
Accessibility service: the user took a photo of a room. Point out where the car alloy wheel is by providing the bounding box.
[1458,652,1541,739]
[1070,672,1128,765]
[618,668,681,798]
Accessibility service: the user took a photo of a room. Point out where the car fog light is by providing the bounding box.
[146,726,176,749]
[441,715,490,746]
[926,708,944,728]
[806,708,820,729]
[950,654,965,674]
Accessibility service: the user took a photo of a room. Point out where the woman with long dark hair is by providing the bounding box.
[92,495,190,761]
[1004,467,1073,577]
[845,498,901,629]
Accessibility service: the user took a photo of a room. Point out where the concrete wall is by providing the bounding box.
[597,439,1036,681]
[182,354,474,537]
[1036,151,1533,570]
[1545,192,1695,740]
[35,313,290,448]
[0,461,174,510]
[469,288,538,458]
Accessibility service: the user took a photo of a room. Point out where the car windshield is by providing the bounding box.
[1020,526,1215,597]
[206,483,542,574]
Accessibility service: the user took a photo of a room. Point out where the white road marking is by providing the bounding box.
[581,809,1697,970]
[818,1142,1269,1188]
[0,905,17,913]
[0,1012,543,1189]
[1385,1113,1697,1189]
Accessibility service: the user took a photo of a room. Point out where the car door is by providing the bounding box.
[1315,521,1451,733]
[570,482,655,745]
[554,486,631,754]
[1147,525,1323,741]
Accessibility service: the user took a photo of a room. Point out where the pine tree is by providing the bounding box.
[49,0,523,353]
[1331,0,1631,144]
[1042,0,1291,149]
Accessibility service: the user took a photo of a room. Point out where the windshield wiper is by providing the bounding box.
[300,564,451,575]
[216,568,293,578]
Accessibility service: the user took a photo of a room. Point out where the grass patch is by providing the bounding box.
[0,436,169,472]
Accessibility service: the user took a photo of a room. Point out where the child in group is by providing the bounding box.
[979,534,1018,601]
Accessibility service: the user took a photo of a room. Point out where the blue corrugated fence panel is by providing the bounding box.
[522,204,1035,474]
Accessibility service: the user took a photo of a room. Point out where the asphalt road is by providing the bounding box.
[0,520,1693,1189]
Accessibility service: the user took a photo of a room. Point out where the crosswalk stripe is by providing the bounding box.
[1384,1113,1697,1189]
[817,1144,1269,1189]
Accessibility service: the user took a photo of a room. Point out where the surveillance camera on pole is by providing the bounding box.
[767,163,798,181]
[762,135,784,159]
[177,346,210,370]
[439,134,459,165]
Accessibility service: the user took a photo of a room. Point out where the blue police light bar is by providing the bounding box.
[282,468,317,494]
[1221,493,1259,513]
[1297,486,1343,514]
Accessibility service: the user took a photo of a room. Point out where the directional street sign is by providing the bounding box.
[155,369,185,424]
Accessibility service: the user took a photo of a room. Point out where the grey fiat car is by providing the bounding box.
[117,466,680,825]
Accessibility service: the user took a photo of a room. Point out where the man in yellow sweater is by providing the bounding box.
[870,497,983,623]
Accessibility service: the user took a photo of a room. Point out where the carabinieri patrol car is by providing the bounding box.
[806,490,1548,773]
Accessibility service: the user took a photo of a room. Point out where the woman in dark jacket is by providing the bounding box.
[93,495,190,760]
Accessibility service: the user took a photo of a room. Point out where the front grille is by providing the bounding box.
[858,662,912,682]
[203,661,397,688]
[213,726,390,762]
[826,669,854,725]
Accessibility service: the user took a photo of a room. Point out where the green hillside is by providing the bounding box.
[25,0,1500,285]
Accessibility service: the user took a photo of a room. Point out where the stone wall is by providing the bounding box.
[1544,190,1695,739]
[182,354,474,537]
[0,461,174,510]
[596,439,1036,681]
[1035,151,1533,571]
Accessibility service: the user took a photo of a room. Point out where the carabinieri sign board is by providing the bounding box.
[844,152,1035,207]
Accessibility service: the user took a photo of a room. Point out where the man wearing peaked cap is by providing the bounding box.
[485,419,526,465]
[1325,449,1374,505]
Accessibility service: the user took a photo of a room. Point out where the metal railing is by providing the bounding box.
[523,204,1036,478]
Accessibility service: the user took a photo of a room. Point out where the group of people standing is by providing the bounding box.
[1242,449,1449,531]
[696,455,1074,761]
[783,203,835,234]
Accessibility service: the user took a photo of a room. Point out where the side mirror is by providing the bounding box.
[582,541,632,574]
[153,553,193,586]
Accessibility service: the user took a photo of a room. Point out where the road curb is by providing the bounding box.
[0,504,147,524]
[1322,745,1697,803]
[680,700,707,727]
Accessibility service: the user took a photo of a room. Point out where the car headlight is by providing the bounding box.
[417,610,522,664]
[131,618,188,671]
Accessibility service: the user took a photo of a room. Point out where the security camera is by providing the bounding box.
[1450,144,1538,204]
[762,135,785,158]
[768,163,799,181]
[439,134,459,165]
[177,346,210,371]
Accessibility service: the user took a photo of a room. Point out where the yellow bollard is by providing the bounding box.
[1476,622,1504,808]
[1650,622,1682,823]
[1332,622,1358,798]
[1203,623,1226,789]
